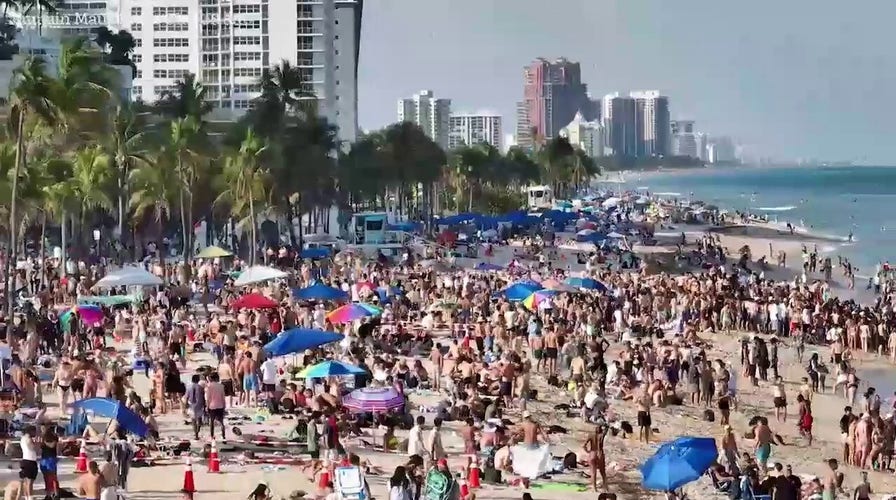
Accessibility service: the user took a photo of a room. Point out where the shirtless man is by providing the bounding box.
[499,359,515,409]
[237,351,258,407]
[543,328,559,376]
[520,412,543,446]
[823,458,841,500]
[569,347,586,385]
[3,478,21,500]
[772,376,788,422]
[754,419,773,473]
[636,385,652,443]
[77,461,106,500]
[429,343,443,391]
[529,334,544,373]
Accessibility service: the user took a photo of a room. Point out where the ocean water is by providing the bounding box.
[613,165,896,274]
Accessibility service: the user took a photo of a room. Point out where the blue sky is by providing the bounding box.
[358,0,896,163]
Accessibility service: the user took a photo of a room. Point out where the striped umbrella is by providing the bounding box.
[343,387,405,412]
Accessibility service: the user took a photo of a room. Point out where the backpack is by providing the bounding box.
[422,468,454,500]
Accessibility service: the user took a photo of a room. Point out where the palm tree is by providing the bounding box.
[168,117,201,258]
[156,73,211,120]
[69,145,113,248]
[539,136,576,198]
[39,156,75,280]
[215,128,268,264]
[129,157,177,267]
[107,103,149,241]
[20,0,59,36]
[5,55,60,330]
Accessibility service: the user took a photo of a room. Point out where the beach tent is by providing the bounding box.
[640,437,718,491]
[293,282,349,301]
[195,246,233,259]
[233,265,288,286]
[78,295,139,307]
[93,266,163,288]
[70,398,150,437]
[565,277,608,292]
[263,328,344,357]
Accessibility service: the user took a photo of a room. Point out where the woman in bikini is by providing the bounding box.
[583,424,607,491]
[52,361,74,411]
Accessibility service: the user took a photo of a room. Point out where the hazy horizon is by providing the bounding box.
[358,0,896,163]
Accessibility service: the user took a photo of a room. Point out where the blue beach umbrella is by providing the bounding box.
[499,282,543,301]
[640,436,718,491]
[565,277,608,292]
[263,328,344,357]
[293,282,349,301]
[299,248,332,260]
[298,360,366,378]
[70,397,150,437]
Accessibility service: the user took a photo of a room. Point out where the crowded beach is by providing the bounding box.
[3,191,896,500]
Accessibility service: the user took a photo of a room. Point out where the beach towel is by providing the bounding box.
[510,444,551,479]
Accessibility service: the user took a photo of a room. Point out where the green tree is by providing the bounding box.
[215,128,269,264]
[129,154,177,267]
[69,145,113,248]
[168,117,202,259]
[156,73,212,120]
[20,0,59,36]
[5,55,61,330]
[107,103,149,241]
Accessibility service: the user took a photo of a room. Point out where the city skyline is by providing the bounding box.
[358,0,896,163]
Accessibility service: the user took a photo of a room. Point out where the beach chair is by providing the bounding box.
[334,465,366,500]
[744,481,770,500]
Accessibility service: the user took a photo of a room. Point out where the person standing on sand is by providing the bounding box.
[754,419,773,473]
[426,417,446,462]
[839,406,855,466]
[77,461,106,500]
[823,458,842,500]
[720,425,740,474]
[429,343,443,391]
[637,385,652,443]
[772,376,788,422]
[583,424,607,491]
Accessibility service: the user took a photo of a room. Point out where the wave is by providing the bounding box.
[654,191,682,196]
[755,205,797,212]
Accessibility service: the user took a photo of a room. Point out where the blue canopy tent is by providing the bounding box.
[640,437,718,491]
[387,222,419,232]
[375,286,403,304]
[565,277,608,292]
[263,328,344,357]
[293,282,349,301]
[299,248,332,260]
[70,397,150,437]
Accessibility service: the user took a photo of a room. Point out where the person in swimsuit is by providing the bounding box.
[583,424,607,491]
[52,361,73,411]
[39,426,60,498]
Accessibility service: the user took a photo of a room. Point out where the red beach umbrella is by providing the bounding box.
[231,292,279,310]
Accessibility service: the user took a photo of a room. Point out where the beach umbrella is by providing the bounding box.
[230,292,279,310]
[293,282,349,302]
[499,282,543,301]
[326,303,382,324]
[93,266,163,288]
[78,295,138,307]
[69,397,150,438]
[195,246,233,259]
[521,290,558,311]
[576,229,596,237]
[233,265,289,287]
[601,197,621,208]
[263,328,344,357]
[565,277,608,291]
[60,305,104,331]
[297,360,366,378]
[299,247,331,260]
[474,262,504,272]
[355,281,376,293]
[343,387,405,413]
[640,437,718,491]
[607,231,625,239]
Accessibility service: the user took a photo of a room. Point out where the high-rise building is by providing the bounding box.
[707,136,737,164]
[671,119,698,158]
[560,111,604,158]
[448,112,502,151]
[601,93,637,157]
[630,90,670,157]
[397,90,451,149]
[515,101,532,149]
[11,0,364,143]
[518,57,599,148]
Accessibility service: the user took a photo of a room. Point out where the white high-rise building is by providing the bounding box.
[397,90,451,149]
[630,90,670,157]
[10,0,363,143]
[447,112,502,151]
[560,111,604,158]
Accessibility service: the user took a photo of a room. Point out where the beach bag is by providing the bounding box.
[422,468,453,500]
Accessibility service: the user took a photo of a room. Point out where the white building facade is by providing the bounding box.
[447,112,502,151]
[11,0,363,143]
[560,111,604,158]
[397,90,451,149]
